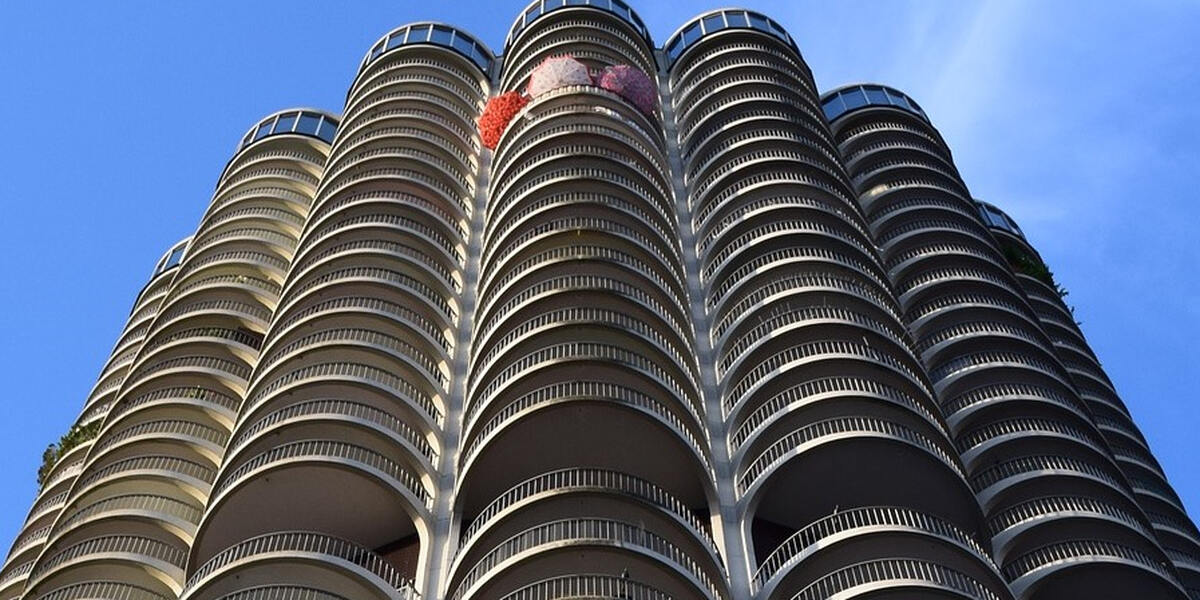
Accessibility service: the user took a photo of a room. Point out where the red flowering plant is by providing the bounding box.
[478,91,529,150]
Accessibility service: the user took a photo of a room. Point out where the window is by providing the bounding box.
[726,12,749,28]
[840,88,868,111]
[702,14,724,34]
[430,26,454,46]
[273,114,297,134]
[253,121,273,141]
[297,113,321,136]
[317,118,337,142]
[865,87,888,105]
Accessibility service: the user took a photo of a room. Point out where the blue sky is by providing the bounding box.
[0,1,1196,550]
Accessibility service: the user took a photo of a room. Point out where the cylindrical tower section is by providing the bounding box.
[667,12,1014,600]
[447,4,725,600]
[182,25,491,600]
[20,110,334,600]
[825,83,1188,599]
[977,199,1200,597]
[0,239,188,600]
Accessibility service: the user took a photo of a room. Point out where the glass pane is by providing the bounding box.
[297,113,321,135]
[386,33,404,50]
[453,35,473,55]
[702,14,724,33]
[840,88,868,110]
[682,22,701,44]
[526,7,540,24]
[408,25,430,42]
[430,26,453,46]
[822,97,843,121]
[726,12,749,27]
[667,38,683,61]
[254,121,273,141]
[317,118,337,142]
[273,114,297,134]
[865,87,888,105]
[748,14,770,31]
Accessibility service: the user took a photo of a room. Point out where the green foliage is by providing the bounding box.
[37,420,102,488]
[1000,244,1058,290]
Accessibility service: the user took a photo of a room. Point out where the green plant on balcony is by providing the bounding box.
[37,420,102,488]
[1000,244,1066,295]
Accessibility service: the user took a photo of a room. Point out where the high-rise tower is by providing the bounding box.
[2,4,1196,600]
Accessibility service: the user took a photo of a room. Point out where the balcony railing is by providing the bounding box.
[184,531,417,599]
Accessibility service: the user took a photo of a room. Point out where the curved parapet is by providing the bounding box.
[235,109,339,154]
[506,0,652,52]
[820,83,929,123]
[664,8,797,68]
[360,22,494,78]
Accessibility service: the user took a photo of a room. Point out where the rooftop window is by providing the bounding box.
[238,110,339,151]
[821,84,928,123]
[665,9,797,67]
[506,0,651,51]
[364,23,494,76]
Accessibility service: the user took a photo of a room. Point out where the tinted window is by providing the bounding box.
[703,14,724,33]
[840,88,868,110]
[682,23,701,44]
[749,14,770,31]
[431,26,453,45]
[386,33,405,50]
[865,87,888,105]
[726,12,749,27]
[822,97,843,121]
[317,118,337,142]
[273,114,297,134]
[297,113,321,135]
[254,121,273,141]
[408,25,431,42]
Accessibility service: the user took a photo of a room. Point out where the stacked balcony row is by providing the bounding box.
[181,24,493,600]
[667,12,1013,600]
[826,86,1190,599]
[445,6,726,600]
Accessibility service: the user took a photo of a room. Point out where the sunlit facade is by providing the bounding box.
[2,3,1197,600]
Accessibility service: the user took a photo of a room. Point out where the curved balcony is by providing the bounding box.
[792,558,1006,600]
[0,560,34,597]
[988,495,1158,563]
[455,468,719,581]
[182,532,416,600]
[738,416,979,536]
[240,361,443,436]
[32,580,170,600]
[753,506,1004,598]
[194,439,430,571]
[970,454,1134,513]
[25,534,186,598]
[227,398,437,469]
[449,518,725,600]
[53,494,202,548]
[456,377,712,529]
[1003,539,1187,599]
[68,455,215,508]
[210,586,349,600]
[497,574,669,600]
